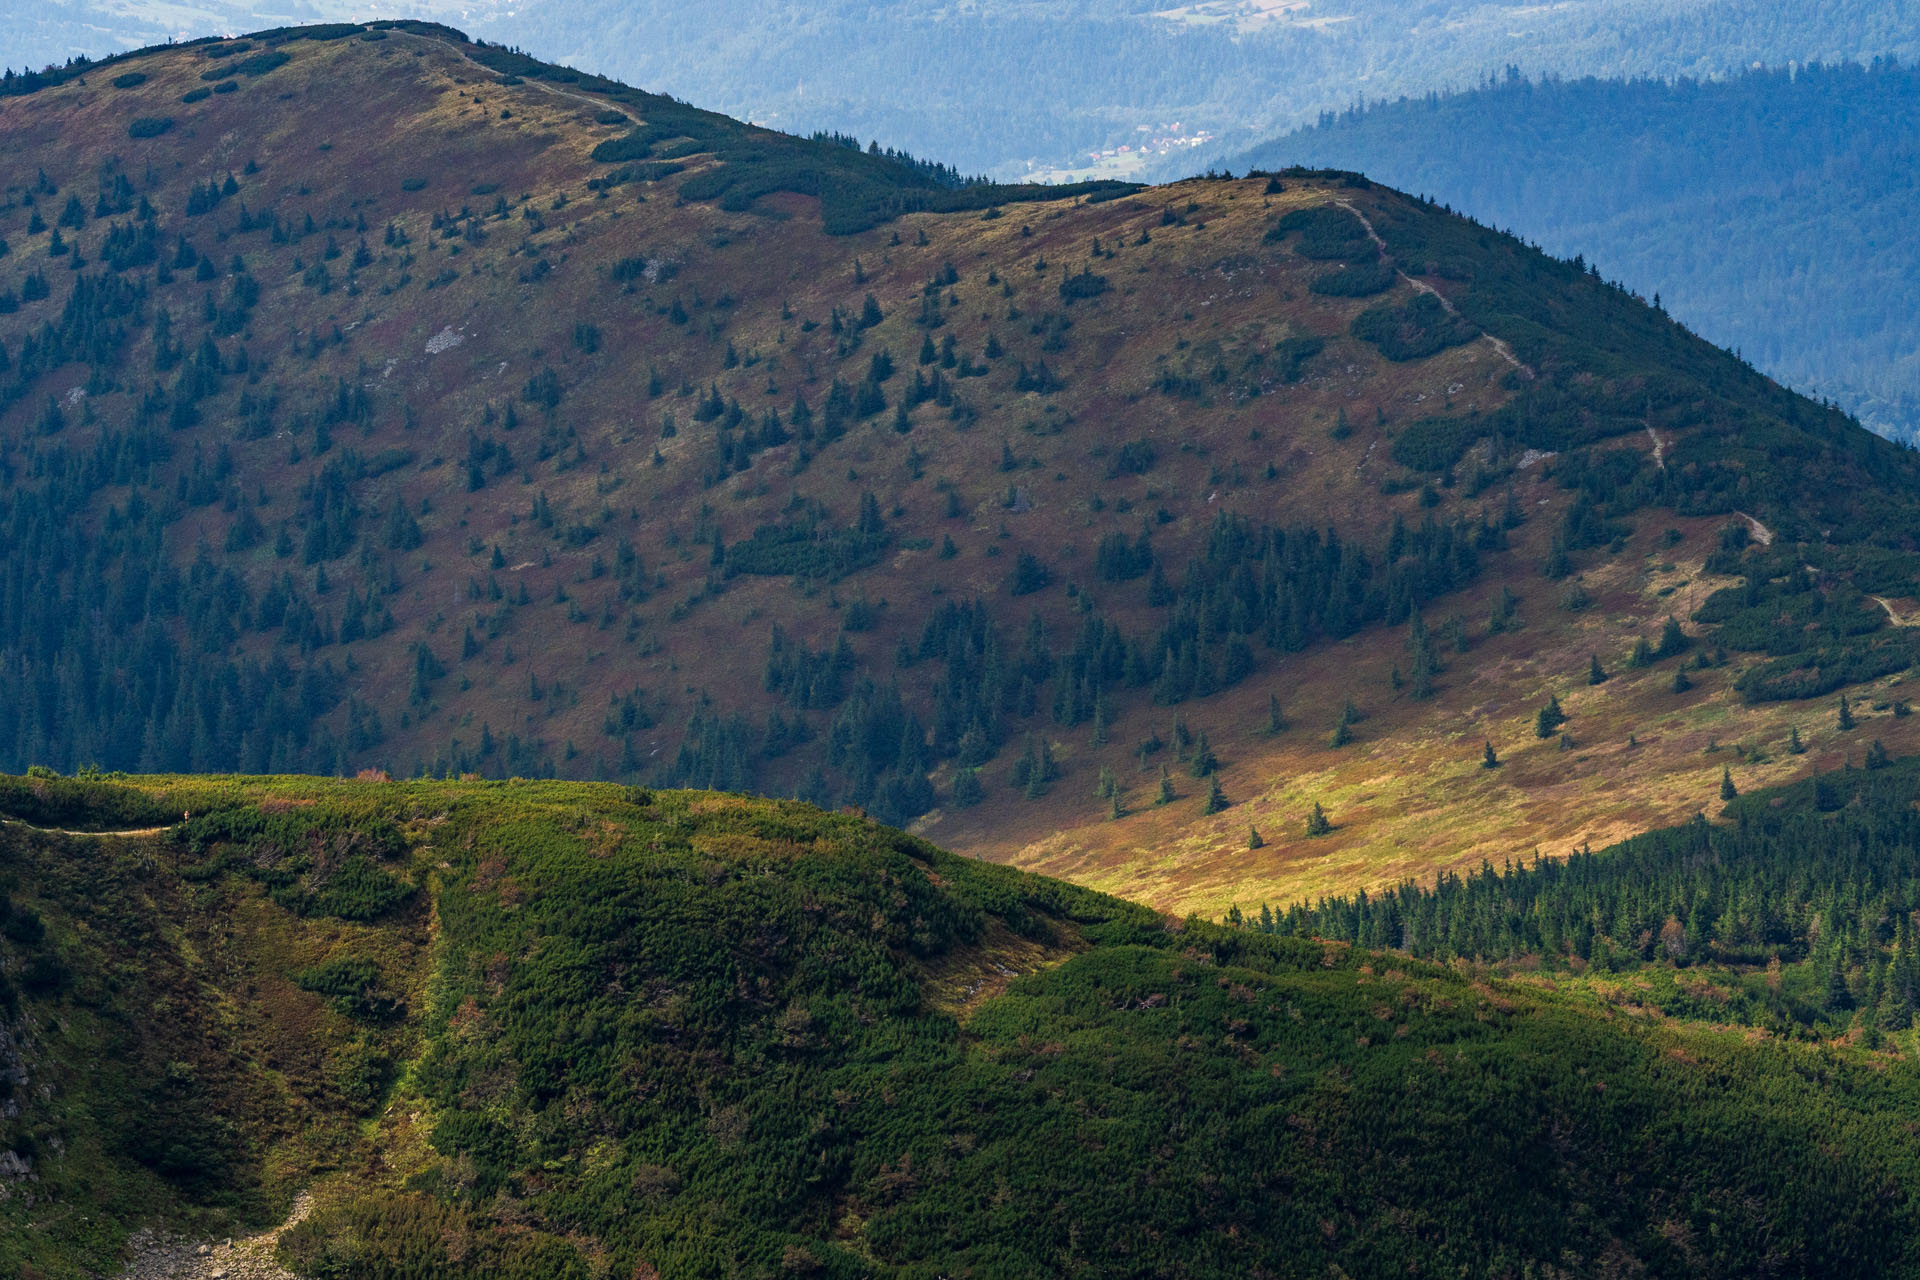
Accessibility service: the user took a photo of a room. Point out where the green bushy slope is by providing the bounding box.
[7,772,1920,1276]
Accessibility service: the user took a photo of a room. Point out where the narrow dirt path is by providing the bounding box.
[0,817,169,838]
[119,1191,314,1280]
[421,30,621,117]
[1734,511,1775,546]
[1874,596,1917,626]
[1334,199,1530,378]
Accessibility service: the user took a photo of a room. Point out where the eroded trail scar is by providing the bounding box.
[1334,199,1530,378]
[119,1191,314,1279]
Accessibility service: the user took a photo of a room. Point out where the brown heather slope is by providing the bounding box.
[4,23,1920,920]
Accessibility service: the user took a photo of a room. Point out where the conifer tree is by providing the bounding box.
[1839,693,1856,730]
[1482,740,1499,770]
[1671,668,1692,694]
[1247,824,1264,849]
[1788,725,1806,754]
[1588,654,1608,685]
[1306,802,1332,836]
[1203,776,1227,815]
[1265,693,1286,735]
[1657,615,1689,658]
[1535,695,1566,738]
[1721,767,1738,801]
[1156,766,1176,806]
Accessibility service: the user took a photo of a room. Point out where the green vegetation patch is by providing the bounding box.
[127,116,174,139]
[10,777,1920,1275]
[1311,257,1398,297]
[1391,413,1487,471]
[1267,204,1377,259]
[274,781,1920,1278]
[1351,290,1480,360]
[723,518,890,581]
[176,806,414,921]
[0,772,177,830]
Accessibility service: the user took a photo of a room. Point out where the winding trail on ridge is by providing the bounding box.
[1335,199,1531,379]
[410,28,621,117]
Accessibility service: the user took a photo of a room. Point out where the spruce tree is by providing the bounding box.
[1534,695,1565,739]
[1482,740,1499,770]
[1189,732,1217,777]
[1247,825,1264,849]
[1720,767,1738,801]
[1788,725,1806,754]
[1671,668,1692,694]
[1156,766,1175,805]
[1587,654,1608,685]
[1839,694,1856,730]
[1265,693,1285,735]
[1203,776,1227,815]
[1657,615,1689,658]
[1306,802,1332,837]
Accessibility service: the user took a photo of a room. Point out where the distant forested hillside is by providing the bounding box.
[12,0,1920,180]
[1241,61,1920,440]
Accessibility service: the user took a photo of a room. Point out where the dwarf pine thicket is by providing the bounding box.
[7,770,1920,1276]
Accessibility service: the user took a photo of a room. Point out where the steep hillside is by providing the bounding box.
[1237,61,1920,440]
[6,22,1920,921]
[8,772,1920,1277]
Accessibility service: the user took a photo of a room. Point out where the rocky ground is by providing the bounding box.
[117,1193,310,1280]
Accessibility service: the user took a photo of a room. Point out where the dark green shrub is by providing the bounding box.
[1391,415,1484,471]
[127,116,174,139]
[1352,292,1479,361]
[1311,257,1397,297]
[1268,205,1375,259]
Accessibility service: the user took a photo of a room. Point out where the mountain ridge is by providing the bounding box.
[4,22,1920,923]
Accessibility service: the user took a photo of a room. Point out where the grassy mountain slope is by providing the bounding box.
[6,23,1920,924]
[9,772,1920,1277]
[1236,61,1920,440]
